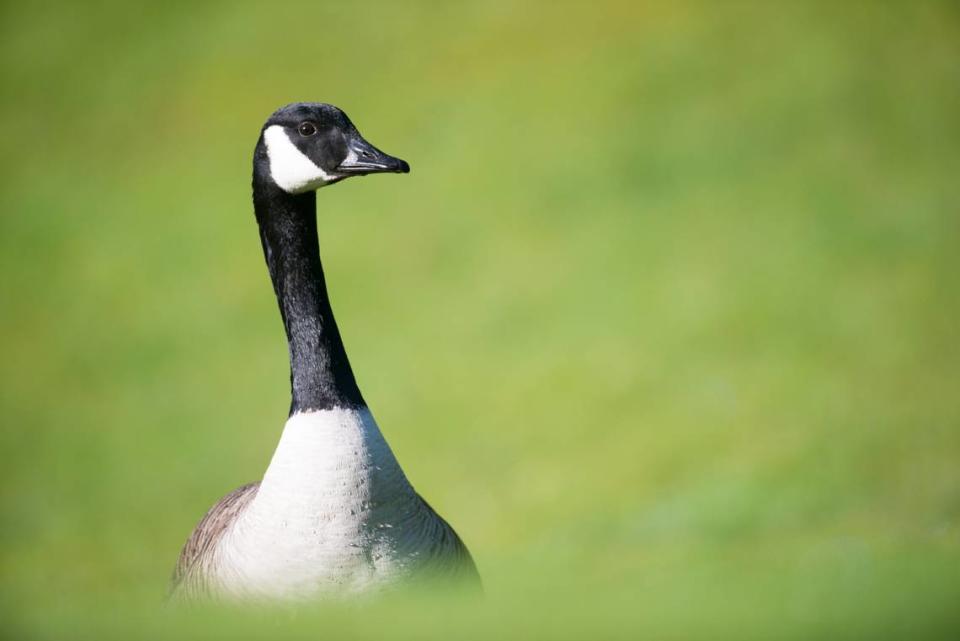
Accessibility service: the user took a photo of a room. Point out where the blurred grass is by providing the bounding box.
[1,0,959,638]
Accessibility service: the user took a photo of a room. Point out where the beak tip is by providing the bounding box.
[397,159,410,174]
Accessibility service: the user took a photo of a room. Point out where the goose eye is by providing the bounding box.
[298,122,317,136]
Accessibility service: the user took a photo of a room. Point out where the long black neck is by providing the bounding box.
[252,146,365,414]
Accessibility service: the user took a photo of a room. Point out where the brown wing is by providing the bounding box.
[417,493,482,587]
[170,482,260,598]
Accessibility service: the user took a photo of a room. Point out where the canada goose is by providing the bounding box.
[171,103,478,601]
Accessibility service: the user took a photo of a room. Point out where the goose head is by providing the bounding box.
[259,102,410,194]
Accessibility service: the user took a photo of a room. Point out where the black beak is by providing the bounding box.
[337,133,410,175]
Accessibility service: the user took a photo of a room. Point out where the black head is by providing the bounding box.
[258,103,409,194]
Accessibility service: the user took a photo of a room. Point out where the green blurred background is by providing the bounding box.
[2,1,958,639]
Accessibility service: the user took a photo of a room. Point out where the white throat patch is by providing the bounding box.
[263,125,337,193]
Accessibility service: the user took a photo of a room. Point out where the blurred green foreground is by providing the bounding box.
[1,1,958,639]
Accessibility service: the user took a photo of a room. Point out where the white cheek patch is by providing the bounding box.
[263,125,337,193]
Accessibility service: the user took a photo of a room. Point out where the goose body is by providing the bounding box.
[171,103,477,601]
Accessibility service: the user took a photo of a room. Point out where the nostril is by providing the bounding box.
[361,150,375,159]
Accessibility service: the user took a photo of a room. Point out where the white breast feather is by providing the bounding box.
[213,407,426,599]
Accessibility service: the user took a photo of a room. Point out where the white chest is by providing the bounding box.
[214,407,427,599]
